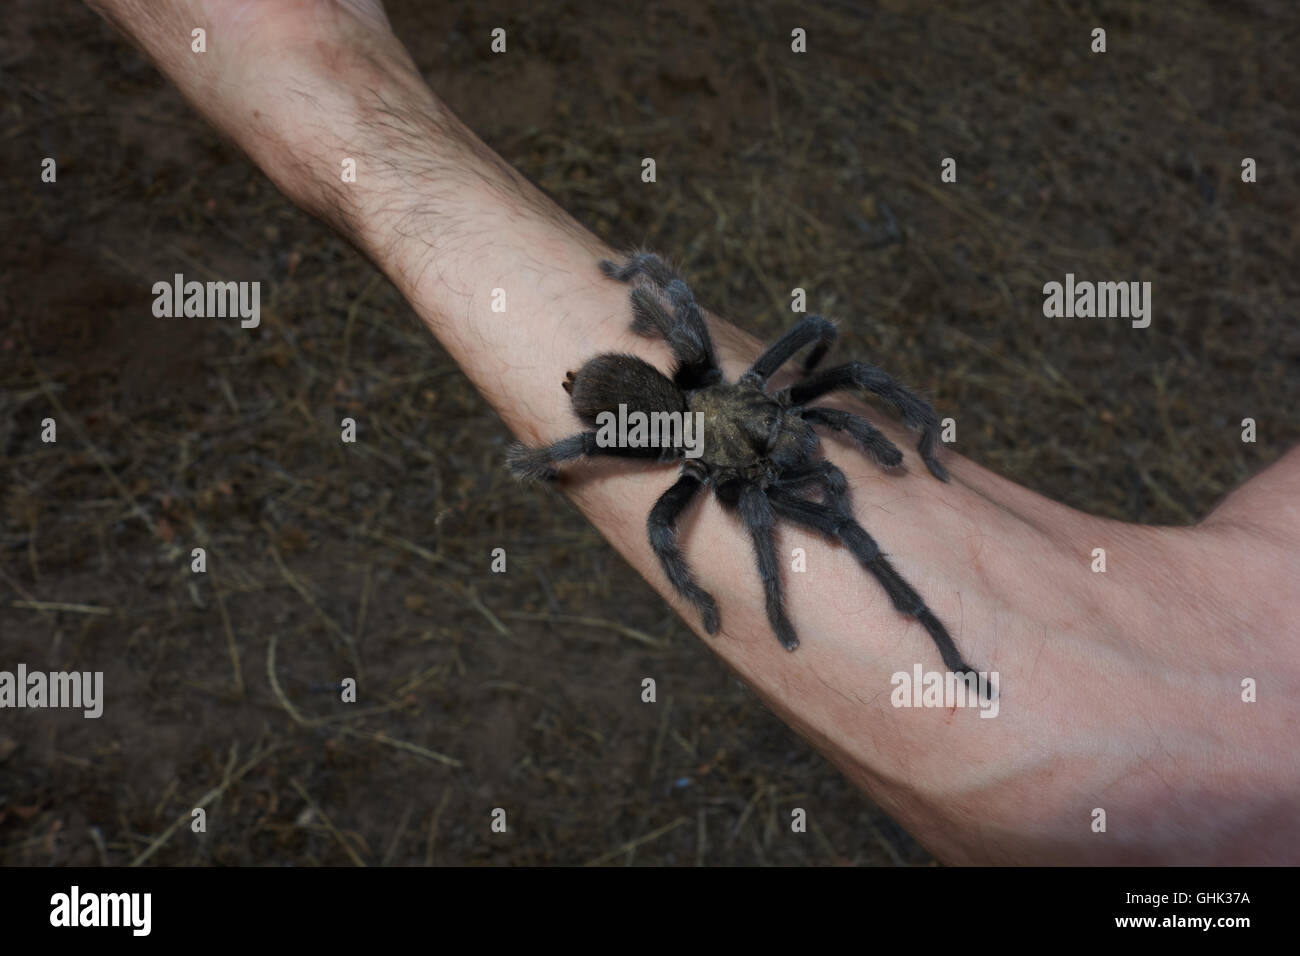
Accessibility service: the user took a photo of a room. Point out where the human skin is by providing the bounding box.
[85,0,1300,864]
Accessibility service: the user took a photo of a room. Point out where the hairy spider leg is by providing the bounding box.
[741,314,838,386]
[647,471,720,634]
[800,406,903,469]
[600,254,721,388]
[766,487,983,688]
[599,250,678,287]
[505,433,676,482]
[736,483,799,650]
[780,363,948,481]
[771,459,851,512]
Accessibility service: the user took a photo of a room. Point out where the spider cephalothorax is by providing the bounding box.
[508,252,977,676]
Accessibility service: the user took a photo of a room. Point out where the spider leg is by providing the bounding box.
[599,250,678,287]
[777,363,948,481]
[741,314,837,387]
[771,459,851,512]
[736,483,799,650]
[506,433,675,482]
[632,283,721,387]
[766,487,980,680]
[600,252,721,388]
[648,472,719,634]
[801,406,903,470]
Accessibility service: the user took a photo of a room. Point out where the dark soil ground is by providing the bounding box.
[1,0,1296,865]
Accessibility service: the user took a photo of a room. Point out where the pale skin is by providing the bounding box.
[86,0,1300,864]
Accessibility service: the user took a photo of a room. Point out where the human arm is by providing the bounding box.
[85,0,1300,864]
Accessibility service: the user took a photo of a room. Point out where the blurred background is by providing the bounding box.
[1,0,1296,865]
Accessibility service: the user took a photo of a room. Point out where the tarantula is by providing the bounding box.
[508,252,977,676]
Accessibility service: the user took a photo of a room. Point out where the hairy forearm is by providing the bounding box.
[90,0,1300,864]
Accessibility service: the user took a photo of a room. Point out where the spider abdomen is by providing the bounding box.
[567,353,686,427]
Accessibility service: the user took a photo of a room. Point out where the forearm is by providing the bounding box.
[90,0,1300,864]
[298,118,1300,861]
